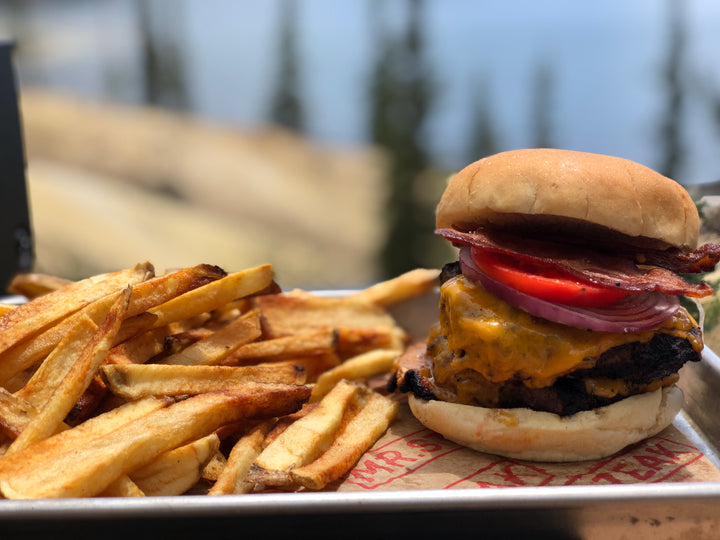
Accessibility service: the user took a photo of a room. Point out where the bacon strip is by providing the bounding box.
[639,243,720,274]
[436,228,715,298]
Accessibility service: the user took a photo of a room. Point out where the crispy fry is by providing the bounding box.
[107,316,211,365]
[99,475,145,497]
[162,327,214,355]
[0,384,309,499]
[0,303,16,316]
[335,326,407,359]
[101,362,306,399]
[347,268,439,307]
[0,388,39,438]
[107,265,225,345]
[0,263,152,359]
[252,291,408,358]
[209,422,270,495]
[130,433,220,496]
[277,353,341,383]
[6,287,130,455]
[252,291,400,337]
[127,264,226,317]
[310,349,401,402]
[0,262,410,499]
[113,312,159,345]
[7,272,73,299]
[261,402,317,448]
[0,266,223,385]
[65,375,109,426]
[249,380,362,486]
[0,397,170,477]
[105,325,171,366]
[158,309,262,366]
[201,450,227,482]
[14,315,100,409]
[223,329,337,366]
[149,264,274,328]
[1,368,35,394]
[290,390,398,490]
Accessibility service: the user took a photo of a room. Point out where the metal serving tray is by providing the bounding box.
[0,290,718,539]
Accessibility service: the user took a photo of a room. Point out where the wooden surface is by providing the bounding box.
[20,89,387,288]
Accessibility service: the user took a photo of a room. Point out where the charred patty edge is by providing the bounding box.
[392,332,700,416]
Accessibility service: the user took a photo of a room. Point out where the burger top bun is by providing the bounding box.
[436,148,699,251]
[408,386,683,462]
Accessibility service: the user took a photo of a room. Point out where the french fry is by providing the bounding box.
[209,422,270,495]
[162,327,214,355]
[0,397,170,477]
[249,380,362,486]
[201,450,227,482]
[1,368,35,394]
[130,433,220,496]
[0,384,310,499]
[99,475,145,497]
[0,266,223,384]
[310,349,401,402]
[0,303,16,316]
[0,388,39,438]
[251,291,408,358]
[335,325,407,359]
[7,272,73,299]
[207,298,251,325]
[107,265,226,345]
[290,390,398,490]
[261,403,317,448]
[14,315,100,409]
[0,261,411,499]
[252,291,401,338]
[105,325,171,365]
[65,375,110,426]
[223,329,337,366]
[112,312,159,345]
[106,316,211,365]
[149,264,274,328]
[347,268,439,307]
[6,287,130,455]
[276,353,341,383]
[126,264,226,317]
[158,309,262,366]
[0,396,156,497]
[101,362,306,399]
[0,263,152,360]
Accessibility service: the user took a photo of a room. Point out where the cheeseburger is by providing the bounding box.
[390,148,720,462]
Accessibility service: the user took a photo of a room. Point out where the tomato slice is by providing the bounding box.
[471,249,629,307]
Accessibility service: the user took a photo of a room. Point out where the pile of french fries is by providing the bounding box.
[0,262,438,498]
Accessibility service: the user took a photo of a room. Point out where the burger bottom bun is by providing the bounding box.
[408,386,684,462]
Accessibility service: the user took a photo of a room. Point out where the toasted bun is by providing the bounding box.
[408,386,683,462]
[436,149,699,251]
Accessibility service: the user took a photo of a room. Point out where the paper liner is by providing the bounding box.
[334,399,720,491]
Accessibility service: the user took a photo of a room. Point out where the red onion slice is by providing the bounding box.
[459,247,680,333]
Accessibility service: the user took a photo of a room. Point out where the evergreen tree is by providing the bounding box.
[466,78,499,162]
[531,60,554,149]
[269,0,304,131]
[658,0,685,179]
[136,0,188,110]
[370,0,435,278]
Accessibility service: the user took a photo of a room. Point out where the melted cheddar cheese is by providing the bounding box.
[436,275,701,389]
[583,374,679,399]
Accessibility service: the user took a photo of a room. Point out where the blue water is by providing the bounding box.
[2,0,720,183]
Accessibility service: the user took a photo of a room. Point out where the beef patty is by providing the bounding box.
[392,331,701,417]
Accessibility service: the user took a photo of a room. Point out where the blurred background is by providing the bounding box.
[2,0,720,289]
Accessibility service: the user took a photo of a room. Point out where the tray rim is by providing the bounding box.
[1,289,720,524]
[1,481,720,521]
